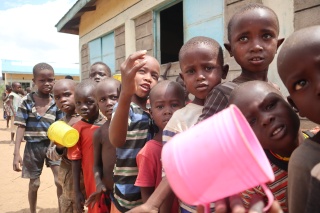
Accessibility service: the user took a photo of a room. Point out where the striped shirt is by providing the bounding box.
[241,150,289,212]
[14,92,63,143]
[112,102,153,212]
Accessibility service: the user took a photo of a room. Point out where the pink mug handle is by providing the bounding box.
[261,183,274,212]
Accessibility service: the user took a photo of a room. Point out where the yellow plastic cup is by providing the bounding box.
[47,121,79,147]
[113,73,122,82]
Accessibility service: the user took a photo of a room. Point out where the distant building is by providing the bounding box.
[1,59,80,90]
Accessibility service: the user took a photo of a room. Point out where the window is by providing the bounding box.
[155,0,224,63]
[89,32,115,74]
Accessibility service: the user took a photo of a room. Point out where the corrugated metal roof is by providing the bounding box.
[1,59,80,76]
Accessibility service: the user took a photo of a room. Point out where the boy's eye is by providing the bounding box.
[239,36,248,42]
[100,98,106,102]
[138,70,145,74]
[186,69,195,74]
[266,101,276,110]
[156,105,164,109]
[262,34,272,39]
[152,74,159,80]
[294,80,307,91]
[75,102,81,106]
[205,66,214,71]
[54,96,59,100]
[248,118,256,126]
[110,96,118,100]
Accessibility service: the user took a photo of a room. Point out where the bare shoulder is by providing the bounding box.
[95,120,111,145]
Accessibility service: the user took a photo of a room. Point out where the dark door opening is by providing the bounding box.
[160,2,183,64]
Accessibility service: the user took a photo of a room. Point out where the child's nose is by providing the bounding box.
[261,114,275,126]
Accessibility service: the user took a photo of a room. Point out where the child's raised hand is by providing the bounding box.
[120,50,147,96]
[13,153,23,172]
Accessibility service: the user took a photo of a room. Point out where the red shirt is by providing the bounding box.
[68,120,100,213]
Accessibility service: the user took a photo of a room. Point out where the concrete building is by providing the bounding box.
[1,59,80,90]
[56,0,320,128]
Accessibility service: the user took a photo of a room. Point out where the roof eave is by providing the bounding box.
[55,0,97,35]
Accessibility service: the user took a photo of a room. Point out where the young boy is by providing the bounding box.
[277,25,320,213]
[198,3,284,122]
[8,82,22,144]
[47,79,85,213]
[129,36,228,213]
[12,62,63,213]
[89,61,112,82]
[85,78,121,212]
[108,51,160,212]
[135,80,184,212]
[67,79,105,213]
[228,81,302,212]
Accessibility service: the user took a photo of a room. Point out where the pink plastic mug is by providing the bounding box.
[162,104,275,212]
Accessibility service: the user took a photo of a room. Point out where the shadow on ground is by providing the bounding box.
[6,207,59,213]
[0,140,13,144]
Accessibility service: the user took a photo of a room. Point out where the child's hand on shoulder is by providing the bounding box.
[120,50,147,96]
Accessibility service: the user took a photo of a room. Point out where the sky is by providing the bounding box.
[0,0,79,64]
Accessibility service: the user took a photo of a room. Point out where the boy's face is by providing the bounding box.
[134,56,160,98]
[226,8,282,73]
[95,83,119,120]
[75,88,99,121]
[32,69,55,95]
[278,36,320,124]
[89,64,110,83]
[150,84,184,130]
[13,83,22,93]
[53,82,75,115]
[179,44,226,101]
[231,83,300,154]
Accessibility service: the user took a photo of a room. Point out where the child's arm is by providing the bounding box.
[7,95,15,115]
[13,126,25,171]
[72,160,85,213]
[109,50,147,148]
[85,130,106,208]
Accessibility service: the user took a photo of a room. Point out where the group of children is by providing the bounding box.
[11,2,320,213]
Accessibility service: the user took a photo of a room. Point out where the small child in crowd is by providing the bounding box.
[108,51,160,212]
[47,79,85,213]
[198,3,284,122]
[85,78,121,212]
[135,80,185,212]
[277,25,320,213]
[229,81,303,212]
[8,82,22,144]
[129,36,228,213]
[13,62,63,213]
[2,84,12,128]
[67,79,105,213]
[89,61,112,82]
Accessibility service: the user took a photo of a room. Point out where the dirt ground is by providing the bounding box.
[0,110,59,213]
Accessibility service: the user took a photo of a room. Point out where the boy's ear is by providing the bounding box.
[179,73,184,81]
[32,78,35,84]
[287,96,302,115]
[222,64,229,80]
[224,43,233,57]
[277,38,285,50]
[149,108,153,118]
